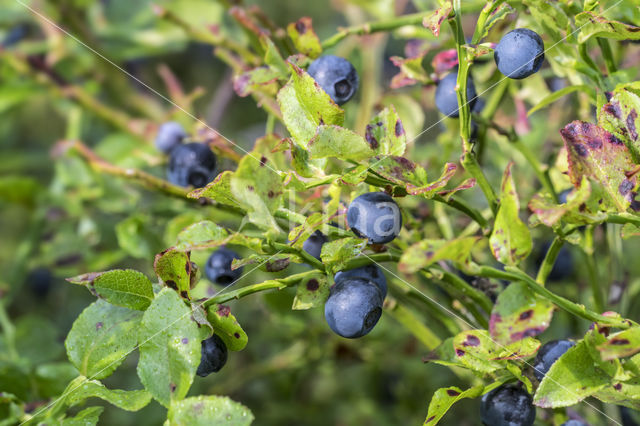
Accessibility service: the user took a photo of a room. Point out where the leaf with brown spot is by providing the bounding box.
[575,11,640,43]
[490,163,532,265]
[365,105,406,156]
[423,383,504,426]
[206,304,248,351]
[287,17,322,58]
[598,86,640,162]
[398,237,480,274]
[154,249,192,299]
[561,121,637,212]
[489,282,554,345]
[597,327,640,361]
[292,273,329,310]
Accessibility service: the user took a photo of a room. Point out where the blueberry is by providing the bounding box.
[561,420,588,426]
[621,406,640,426]
[196,334,228,377]
[435,72,477,118]
[494,29,545,79]
[307,55,359,105]
[155,121,187,153]
[557,188,572,204]
[25,267,53,298]
[481,385,536,426]
[3,24,28,47]
[347,192,402,244]
[324,278,383,338]
[533,339,575,381]
[536,242,574,282]
[205,248,242,285]
[334,264,387,298]
[167,143,217,188]
[302,230,328,260]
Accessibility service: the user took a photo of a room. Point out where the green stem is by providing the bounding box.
[583,247,605,313]
[343,252,400,270]
[321,12,428,49]
[439,270,493,314]
[597,38,617,75]
[512,138,558,203]
[203,271,316,307]
[269,242,326,271]
[433,194,490,231]
[478,266,635,329]
[0,302,18,361]
[535,237,563,284]
[470,0,506,44]
[578,43,606,91]
[385,300,442,349]
[423,271,488,329]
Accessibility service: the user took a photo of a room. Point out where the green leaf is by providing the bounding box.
[65,300,142,380]
[231,150,284,231]
[489,282,554,345]
[490,162,532,265]
[598,85,640,162]
[61,406,104,426]
[206,305,248,351]
[67,269,154,311]
[452,330,539,374]
[292,273,329,310]
[424,382,503,425]
[592,377,640,410]
[176,221,229,250]
[522,0,569,41]
[0,175,42,207]
[115,214,163,259]
[64,376,152,412]
[277,63,344,148]
[422,1,452,37]
[597,328,640,361]
[528,85,592,116]
[308,125,374,161]
[233,66,281,98]
[14,316,63,365]
[188,171,238,206]
[561,121,637,212]
[534,339,612,408]
[473,2,516,43]
[366,106,406,156]
[167,395,254,426]
[287,17,322,58]
[137,288,201,407]
[576,11,640,43]
[398,237,479,274]
[320,238,367,274]
[154,249,193,298]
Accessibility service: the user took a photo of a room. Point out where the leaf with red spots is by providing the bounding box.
[292,273,329,310]
[154,248,193,299]
[365,105,406,156]
[206,304,248,351]
[398,236,480,274]
[561,121,638,212]
[598,85,640,162]
[431,49,458,74]
[575,11,640,43]
[277,62,344,148]
[490,162,532,265]
[451,330,504,373]
[287,17,322,58]
[423,382,505,426]
[422,1,452,37]
[597,327,640,361]
[489,282,554,345]
[233,65,281,97]
[592,377,640,411]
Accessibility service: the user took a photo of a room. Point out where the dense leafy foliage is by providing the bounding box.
[2,0,640,425]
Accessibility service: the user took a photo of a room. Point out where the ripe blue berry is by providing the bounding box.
[324,278,383,338]
[347,192,402,244]
[334,264,387,298]
[481,385,536,426]
[533,339,575,381]
[155,121,187,153]
[167,143,217,188]
[196,334,228,377]
[205,248,243,285]
[302,230,328,260]
[435,72,477,118]
[621,406,640,426]
[307,55,359,105]
[494,29,545,80]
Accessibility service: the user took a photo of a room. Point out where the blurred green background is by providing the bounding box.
[1,0,640,425]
